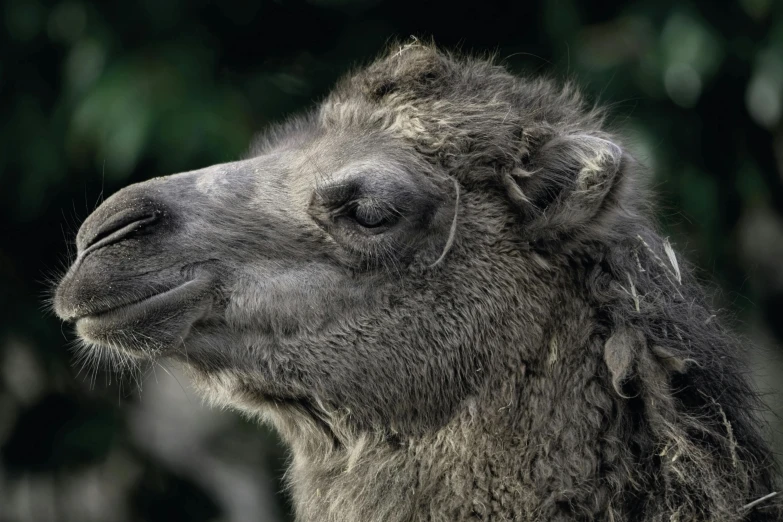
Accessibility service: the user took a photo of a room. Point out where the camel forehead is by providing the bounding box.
[318,88,445,145]
[315,50,438,133]
[314,46,522,167]
[243,46,513,181]
[265,116,426,180]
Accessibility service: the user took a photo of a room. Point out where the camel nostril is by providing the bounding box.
[79,208,161,254]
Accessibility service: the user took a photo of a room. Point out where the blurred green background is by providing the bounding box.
[1,0,782,520]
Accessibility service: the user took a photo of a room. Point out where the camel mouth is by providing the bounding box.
[73,277,215,353]
[74,278,204,321]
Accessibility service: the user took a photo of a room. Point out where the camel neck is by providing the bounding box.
[283,358,620,522]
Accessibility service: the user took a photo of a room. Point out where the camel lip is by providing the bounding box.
[72,277,209,323]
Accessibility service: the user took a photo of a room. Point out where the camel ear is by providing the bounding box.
[502,131,626,237]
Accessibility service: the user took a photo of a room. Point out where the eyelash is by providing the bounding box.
[312,182,408,236]
[354,200,398,227]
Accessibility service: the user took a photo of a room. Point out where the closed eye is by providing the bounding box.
[310,167,442,241]
[345,199,399,231]
[353,200,397,227]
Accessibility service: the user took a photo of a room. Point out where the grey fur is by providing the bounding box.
[54,43,781,521]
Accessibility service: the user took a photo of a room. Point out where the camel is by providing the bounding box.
[54,43,781,521]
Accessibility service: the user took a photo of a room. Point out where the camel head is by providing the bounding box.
[54,44,631,441]
[54,43,783,522]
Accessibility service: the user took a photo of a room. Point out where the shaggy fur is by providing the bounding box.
[55,42,781,521]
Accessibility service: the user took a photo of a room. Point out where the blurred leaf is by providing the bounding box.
[4,0,45,42]
[660,9,724,107]
[47,1,88,43]
[746,47,783,128]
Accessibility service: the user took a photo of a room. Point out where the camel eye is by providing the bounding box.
[351,202,396,229]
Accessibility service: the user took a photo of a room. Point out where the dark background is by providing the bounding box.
[2,0,782,520]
